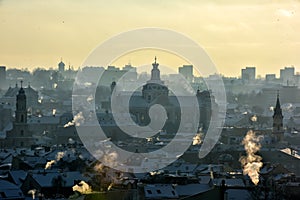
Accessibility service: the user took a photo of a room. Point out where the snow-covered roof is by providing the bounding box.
[175,183,211,196]
[260,166,274,175]
[163,163,197,173]
[45,149,77,163]
[280,148,300,160]
[225,189,251,200]
[144,184,178,199]
[31,171,87,188]
[9,170,27,186]
[273,173,290,181]
[16,155,47,168]
[214,178,245,187]
[0,180,24,199]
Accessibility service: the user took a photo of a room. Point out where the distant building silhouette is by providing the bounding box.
[100,64,137,86]
[280,66,295,86]
[3,83,38,110]
[0,66,6,88]
[179,65,193,82]
[58,59,65,72]
[265,74,276,82]
[241,67,256,81]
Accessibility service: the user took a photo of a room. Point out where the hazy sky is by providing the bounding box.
[1,0,300,77]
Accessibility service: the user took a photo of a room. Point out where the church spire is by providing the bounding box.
[274,90,282,117]
[273,90,284,141]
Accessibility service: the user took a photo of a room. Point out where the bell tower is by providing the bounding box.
[5,81,34,148]
[15,81,27,123]
[273,91,284,141]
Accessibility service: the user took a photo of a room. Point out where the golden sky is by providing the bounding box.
[0,0,300,77]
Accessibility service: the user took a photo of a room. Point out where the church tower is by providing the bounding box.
[273,91,284,141]
[5,81,34,148]
[58,59,65,72]
[142,57,168,103]
[15,81,27,123]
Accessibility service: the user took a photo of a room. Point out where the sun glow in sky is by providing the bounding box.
[1,0,300,77]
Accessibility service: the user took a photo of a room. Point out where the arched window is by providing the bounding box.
[21,115,24,122]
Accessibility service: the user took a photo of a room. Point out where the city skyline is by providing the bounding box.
[1,1,300,199]
[1,0,300,77]
[1,57,299,79]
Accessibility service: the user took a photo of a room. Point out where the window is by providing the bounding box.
[147,190,152,194]
[20,130,24,136]
[20,142,24,147]
[156,190,161,194]
[21,115,24,122]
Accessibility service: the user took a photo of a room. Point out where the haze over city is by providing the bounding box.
[1,0,300,77]
[1,1,300,199]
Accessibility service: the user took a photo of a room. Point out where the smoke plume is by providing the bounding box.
[72,181,92,194]
[239,130,263,185]
[64,112,85,128]
[93,150,120,191]
[28,189,37,199]
[192,133,202,145]
[45,151,65,169]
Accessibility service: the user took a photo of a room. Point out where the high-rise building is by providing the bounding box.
[0,66,6,88]
[280,66,295,85]
[179,65,193,82]
[241,67,256,81]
